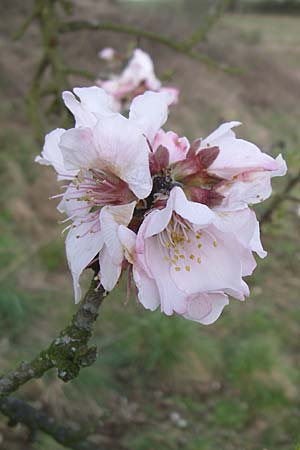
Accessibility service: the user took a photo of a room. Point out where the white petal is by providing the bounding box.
[144,203,173,239]
[99,245,121,291]
[184,292,229,325]
[118,225,137,264]
[57,185,90,217]
[100,202,136,265]
[208,138,277,179]
[144,187,214,239]
[60,127,99,170]
[93,114,152,198]
[273,154,287,177]
[250,219,267,258]
[62,86,114,127]
[170,225,247,300]
[172,187,215,226]
[202,121,241,147]
[66,220,104,303]
[144,236,187,315]
[129,91,169,142]
[35,128,77,179]
[133,267,160,311]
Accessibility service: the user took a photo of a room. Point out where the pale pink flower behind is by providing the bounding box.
[98,47,115,61]
[97,48,179,112]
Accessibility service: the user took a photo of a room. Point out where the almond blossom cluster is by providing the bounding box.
[36,87,286,325]
[96,48,179,112]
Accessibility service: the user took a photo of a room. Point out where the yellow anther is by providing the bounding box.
[197,257,201,264]
[198,243,202,249]
[185,265,191,272]
[190,254,195,260]
[179,254,185,259]
[213,240,218,247]
[175,267,181,271]
[164,256,170,262]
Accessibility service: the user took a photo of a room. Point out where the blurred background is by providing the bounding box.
[0,0,300,449]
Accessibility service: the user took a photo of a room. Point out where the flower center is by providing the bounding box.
[66,168,134,211]
[158,214,203,272]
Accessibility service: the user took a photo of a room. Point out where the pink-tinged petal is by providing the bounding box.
[57,185,90,217]
[213,208,253,235]
[92,114,152,198]
[159,87,179,106]
[250,219,267,259]
[144,203,173,239]
[208,138,278,179]
[153,130,189,163]
[35,128,77,180]
[118,225,136,264]
[65,220,104,303]
[172,187,215,226]
[100,202,136,265]
[62,87,114,127]
[133,267,160,312]
[273,154,287,176]
[170,225,246,300]
[217,157,286,210]
[144,187,214,239]
[99,202,136,291]
[99,245,121,291]
[214,208,266,258]
[214,209,263,273]
[183,292,229,325]
[129,91,169,142]
[144,236,187,315]
[60,127,99,171]
[202,121,241,146]
[240,247,257,277]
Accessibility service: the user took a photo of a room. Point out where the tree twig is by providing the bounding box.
[260,170,300,225]
[182,0,233,50]
[0,396,96,450]
[59,20,234,72]
[0,277,106,397]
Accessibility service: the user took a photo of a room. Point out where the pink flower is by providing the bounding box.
[152,130,189,164]
[149,122,287,212]
[97,48,179,112]
[36,82,287,326]
[198,122,287,210]
[119,187,265,324]
[36,88,170,302]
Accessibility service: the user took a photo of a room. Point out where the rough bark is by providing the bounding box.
[0,278,106,397]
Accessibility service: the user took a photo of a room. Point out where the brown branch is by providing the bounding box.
[182,0,234,50]
[0,396,96,450]
[0,277,106,397]
[59,20,234,72]
[260,171,300,225]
